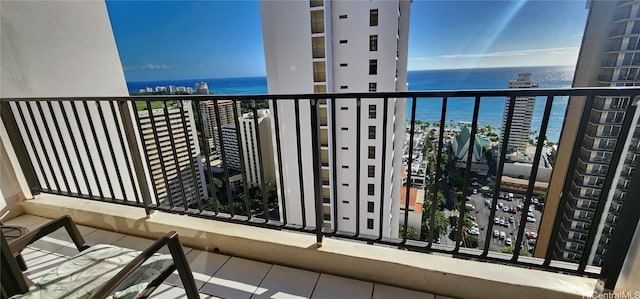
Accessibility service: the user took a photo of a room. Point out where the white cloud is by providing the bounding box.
[438,47,579,59]
[123,63,172,71]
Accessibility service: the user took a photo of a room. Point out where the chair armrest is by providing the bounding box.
[91,231,199,299]
[7,215,90,254]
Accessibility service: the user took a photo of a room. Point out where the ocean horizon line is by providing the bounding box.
[126,64,575,84]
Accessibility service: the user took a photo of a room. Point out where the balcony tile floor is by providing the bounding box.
[5,214,443,299]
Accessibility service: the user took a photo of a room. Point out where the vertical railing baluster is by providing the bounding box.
[294,100,307,228]
[482,96,516,257]
[310,98,324,244]
[454,96,481,252]
[119,100,154,215]
[428,97,448,248]
[355,97,361,237]
[272,98,287,225]
[401,97,416,244]
[377,97,390,241]
[330,97,338,234]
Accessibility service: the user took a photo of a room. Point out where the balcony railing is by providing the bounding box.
[2,87,640,290]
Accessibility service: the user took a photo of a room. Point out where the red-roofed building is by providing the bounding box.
[400,186,424,238]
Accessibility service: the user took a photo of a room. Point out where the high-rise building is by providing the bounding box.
[500,73,538,153]
[260,0,410,238]
[537,0,640,266]
[195,82,209,95]
[137,101,207,208]
[200,100,241,154]
[214,109,276,187]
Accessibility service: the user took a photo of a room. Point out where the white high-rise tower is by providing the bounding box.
[500,73,538,153]
[260,0,410,238]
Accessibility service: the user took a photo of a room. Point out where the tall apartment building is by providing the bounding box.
[260,0,410,238]
[199,100,241,154]
[538,0,640,266]
[195,82,209,95]
[500,73,538,153]
[137,101,207,208]
[214,109,276,187]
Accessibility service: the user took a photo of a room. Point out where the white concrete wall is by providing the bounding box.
[0,1,144,205]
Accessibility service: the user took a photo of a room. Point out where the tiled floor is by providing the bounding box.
[5,214,440,299]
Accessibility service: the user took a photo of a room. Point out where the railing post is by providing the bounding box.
[0,102,39,196]
[310,98,324,246]
[117,100,153,216]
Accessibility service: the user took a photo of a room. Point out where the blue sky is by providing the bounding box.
[106,0,589,81]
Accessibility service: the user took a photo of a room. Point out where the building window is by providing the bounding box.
[342,165,349,169]
[370,9,378,26]
[367,185,375,197]
[369,59,377,75]
[370,35,378,51]
[367,218,374,229]
[341,146,349,150]
[369,104,376,119]
[368,165,375,177]
[339,14,347,19]
[342,127,349,131]
[369,82,377,92]
[340,85,348,89]
[341,106,348,110]
[340,39,348,44]
[340,63,348,67]
[368,126,376,139]
[368,146,375,159]
[342,183,349,186]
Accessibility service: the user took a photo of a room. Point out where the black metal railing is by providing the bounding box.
[2,87,640,290]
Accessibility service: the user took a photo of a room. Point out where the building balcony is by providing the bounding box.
[2,87,640,297]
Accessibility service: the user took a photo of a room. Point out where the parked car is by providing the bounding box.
[509,216,515,223]
[505,238,512,246]
[527,211,535,217]
[511,206,517,214]
[493,230,500,238]
[473,189,478,195]
[468,214,477,221]
[527,216,536,222]
[526,232,538,239]
[485,199,491,206]
[528,239,536,245]
[494,217,500,224]
[499,231,506,240]
[469,228,480,235]
[503,206,509,212]
[499,219,505,226]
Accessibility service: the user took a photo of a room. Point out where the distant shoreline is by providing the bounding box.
[125,65,575,84]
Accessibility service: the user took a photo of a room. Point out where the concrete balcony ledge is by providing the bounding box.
[21,194,598,299]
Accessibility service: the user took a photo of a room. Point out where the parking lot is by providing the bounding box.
[465,192,541,253]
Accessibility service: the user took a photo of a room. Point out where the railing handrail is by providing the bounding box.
[3,86,640,102]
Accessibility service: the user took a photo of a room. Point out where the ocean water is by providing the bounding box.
[126,65,574,142]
